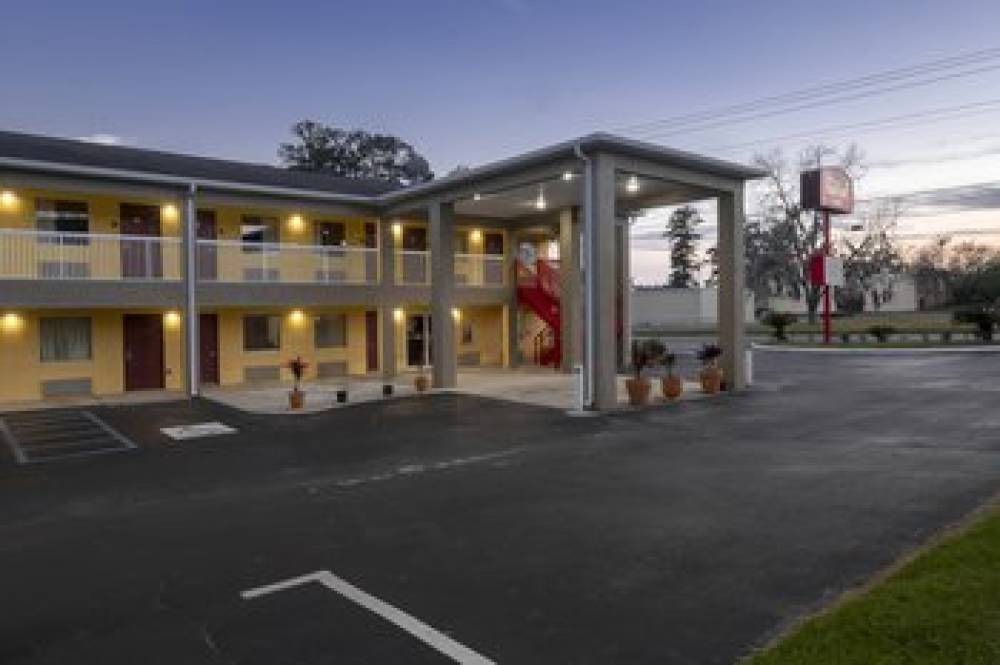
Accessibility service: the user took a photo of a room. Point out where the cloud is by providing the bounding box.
[76,133,124,146]
[895,181,1000,216]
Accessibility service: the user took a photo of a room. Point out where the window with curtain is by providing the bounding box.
[39,317,92,362]
[36,199,90,245]
[314,314,347,348]
[243,315,281,351]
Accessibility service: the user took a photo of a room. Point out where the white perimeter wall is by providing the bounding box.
[631,287,755,329]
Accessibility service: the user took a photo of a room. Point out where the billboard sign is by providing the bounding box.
[801,167,854,214]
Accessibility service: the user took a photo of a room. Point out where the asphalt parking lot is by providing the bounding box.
[1,349,998,664]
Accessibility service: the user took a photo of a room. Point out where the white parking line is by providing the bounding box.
[242,570,495,665]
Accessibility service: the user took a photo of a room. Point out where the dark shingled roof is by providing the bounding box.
[0,130,401,197]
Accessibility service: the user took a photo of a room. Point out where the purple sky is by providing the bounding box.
[3,1,1000,282]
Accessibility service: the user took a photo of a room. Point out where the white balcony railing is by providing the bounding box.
[395,249,431,285]
[0,229,181,280]
[197,240,379,284]
[455,253,506,287]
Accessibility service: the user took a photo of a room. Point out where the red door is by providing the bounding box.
[197,210,217,281]
[365,311,378,372]
[120,204,162,278]
[200,313,220,384]
[123,314,164,391]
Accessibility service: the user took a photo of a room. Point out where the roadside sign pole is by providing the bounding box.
[823,210,832,345]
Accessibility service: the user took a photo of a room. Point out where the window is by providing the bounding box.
[484,232,504,256]
[36,199,90,244]
[243,315,281,351]
[40,317,92,362]
[240,216,279,252]
[315,221,346,247]
[314,313,347,348]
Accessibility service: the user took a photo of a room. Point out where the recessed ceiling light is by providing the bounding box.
[535,188,547,211]
[562,171,574,181]
[473,193,482,201]
[626,175,640,194]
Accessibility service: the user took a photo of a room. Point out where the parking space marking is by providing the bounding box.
[242,570,495,665]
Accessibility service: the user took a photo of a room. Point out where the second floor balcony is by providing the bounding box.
[0,230,507,288]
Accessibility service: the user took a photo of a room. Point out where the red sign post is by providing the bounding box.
[801,167,854,344]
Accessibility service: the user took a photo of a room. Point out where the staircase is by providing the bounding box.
[517,258,561,368]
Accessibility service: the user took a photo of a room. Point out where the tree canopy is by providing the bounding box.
[664,205,703,288]
[279,120,433,184]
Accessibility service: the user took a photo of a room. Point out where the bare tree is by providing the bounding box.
[837,199,903,313]
[750,144,866,322]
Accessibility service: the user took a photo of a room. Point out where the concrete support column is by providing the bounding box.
[616,217,632,369]
[181,184,200,398]
[587,153,618,410]
[429,201,457,388]
[558,207,581,372]
[717,185,747,390]
[378,217,398,380]
[381,306,397,380]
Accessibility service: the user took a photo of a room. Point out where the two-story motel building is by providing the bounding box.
[0,130,762,410]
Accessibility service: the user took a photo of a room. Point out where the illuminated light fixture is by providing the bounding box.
[1,312,23,333]
[393,307,405,323]
[473,193,482,201]
[162,203,179,221]
[391,222,403,237]
[289,308,305,324]
[163,310,181,328]
[534,188,547,211]
[451,307,461,321]
[469,229,482,243]
[562,171,574,181]
[0,190,18,209]
[625,174,640,194]
[288,214,305,231]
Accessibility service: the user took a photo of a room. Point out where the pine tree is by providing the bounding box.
[664,206,703,288]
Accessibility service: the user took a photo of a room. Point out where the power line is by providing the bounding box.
[616,46,1000,135]
[632,62,1000,139]
[700,97,1000,154]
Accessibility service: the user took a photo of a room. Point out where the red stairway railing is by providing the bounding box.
[517,257,562,368]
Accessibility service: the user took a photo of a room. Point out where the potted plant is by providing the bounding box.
[660,350,683,400]
[414,365,430,392]
[286,355,309,409]
[697,343,723,394]
[626,339,663,406]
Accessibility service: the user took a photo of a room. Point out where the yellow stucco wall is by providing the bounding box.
[0,309,183,402]
[216,307,372,386]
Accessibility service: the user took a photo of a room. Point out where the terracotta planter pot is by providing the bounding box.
[288,389,305,410]
[414,375,430,392]
[661,375,683,400]
[625,377,652,406]
[700,366,723,394]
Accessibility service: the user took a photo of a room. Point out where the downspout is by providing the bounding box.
[574,143,594,410]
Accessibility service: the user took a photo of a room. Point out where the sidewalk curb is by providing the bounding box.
[752,343,1000,354]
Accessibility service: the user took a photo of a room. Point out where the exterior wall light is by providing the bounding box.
[626,175,640,194]
[289,309,305,325]
[163,311,181,328]
[451,307,461,322]
[535,188,546,211]
[162,203,179,222]
[392,222,403,238]
[1,312,23,334]
[469,229,482,244]
[289,214,305,231]
[473,193,482,201]
[393,307,405,323]
[1,190,18,210]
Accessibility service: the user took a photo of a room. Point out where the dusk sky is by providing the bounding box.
[3,0,1000,283]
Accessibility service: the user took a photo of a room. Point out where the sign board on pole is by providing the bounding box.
[801,167,854,214]
[808,253,844,287]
